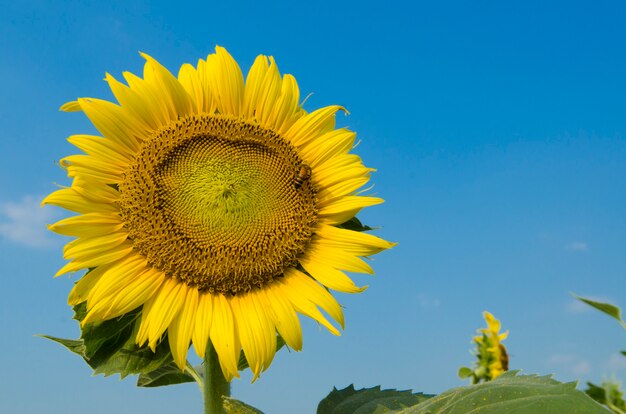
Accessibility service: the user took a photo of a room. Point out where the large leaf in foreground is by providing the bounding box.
[403,371,611,414]
[317,385,433,414]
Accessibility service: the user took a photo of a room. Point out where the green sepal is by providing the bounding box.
[338,217,374,232]
[137,361,196,387]
[40,303,174,379]
[404,371,611,414]
[573,294,626,329]
[317,385,433,414]
[223,397,265,414]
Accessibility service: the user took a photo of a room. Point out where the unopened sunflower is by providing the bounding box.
[44,46,394,380]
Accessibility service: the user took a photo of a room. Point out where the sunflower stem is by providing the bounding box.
[203,341,230,414]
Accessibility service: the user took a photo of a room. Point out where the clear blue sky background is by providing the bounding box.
[1,1,625,413]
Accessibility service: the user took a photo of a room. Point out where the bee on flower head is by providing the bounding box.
[294,163,312,189]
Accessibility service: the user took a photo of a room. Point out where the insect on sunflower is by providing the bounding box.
[44,46,394,381]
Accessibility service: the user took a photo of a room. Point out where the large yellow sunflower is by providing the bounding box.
[44,46,394,381]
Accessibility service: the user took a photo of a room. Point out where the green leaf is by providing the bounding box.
[37,335,86,356]
[223,397,265,414]
[237,335,286,371]
[338,217,374,232]
[317,385,434,414]
[572,294,626,329]
[137,361,196,387]
[403,371,611,414]
[621,351,626,357]
[586,382,609,406]
[42,304,174,379]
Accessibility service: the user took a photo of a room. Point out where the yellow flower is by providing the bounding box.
[474,311,509,380]
[44,46,394,381]
[461,311,509,383]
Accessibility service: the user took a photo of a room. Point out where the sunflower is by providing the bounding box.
[473,311,509,381]
[44,46,394,381]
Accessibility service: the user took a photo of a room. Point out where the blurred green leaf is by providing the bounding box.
[317,385,433,414]
[403,371,611,414]
[573,295,626,329]
[223,397,265,414]
[136,361,196,387]
[457,367,472,379]
[586,380,626,414]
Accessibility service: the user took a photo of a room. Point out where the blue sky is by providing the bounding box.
[1,1,626,413]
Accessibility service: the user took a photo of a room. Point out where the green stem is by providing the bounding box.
[203,341,230,414]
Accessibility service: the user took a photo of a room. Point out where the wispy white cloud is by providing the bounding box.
[0,195,62,248]
[565,241,588,252]
[547,353,591,375]
[416,293,441,309]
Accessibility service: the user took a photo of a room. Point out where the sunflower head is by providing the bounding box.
[459,311,509,383]
[44,46,394,381]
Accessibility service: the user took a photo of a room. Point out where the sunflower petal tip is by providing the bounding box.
[59,101,81,112]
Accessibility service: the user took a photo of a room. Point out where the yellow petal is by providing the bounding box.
[77,98,144,153]
[59,100,82,112]
[49,213,123,237]
[135,278,185,350]
[271,74,303,134]
[242,55,270,118]
[285,105,345,147]
[67,134,134,166]
[262,286,302,350]
[68,264,113,305]
[315,225,396,255]
[287,269,344,328]
[299,256,366,294]
[192,291,213,358]
[85,255,147,308]
[298,129,356,168]
[318,196,384,225]
[55,241,134,276]
[105,73,158,130]
[123,71,171,127]
[231,293,276,379]
[168,287,198,370]
[210,295,241,381]
[61,154,125,184]
[63,231,128,260]
[205,46,244,116]
[178,63,206,114]
[278,269,342,335]
[140,52,194,120]
[303,242,374,274]
[42,187,118,214]
[88,268,165,323]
